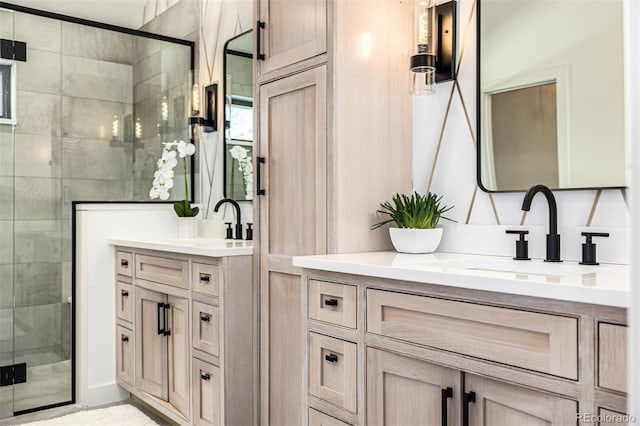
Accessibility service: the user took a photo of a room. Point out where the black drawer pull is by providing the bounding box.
[121,335,129,342]
[441,387,453,426]
[120,259,129,267]
[200,314,211,322]
[324,299,338,307]
[462,391,476,426]
[201,373,211,381]
[199,273,211,283]
[257,156,266,196]
[256,20,266,60]
[325,353,338,363]
[121,290,129,297]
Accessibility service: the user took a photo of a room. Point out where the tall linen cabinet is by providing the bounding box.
[254,0,413,424]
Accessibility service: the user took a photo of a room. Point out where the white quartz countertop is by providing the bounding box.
[109,237,253,257]
[293,252,630,308]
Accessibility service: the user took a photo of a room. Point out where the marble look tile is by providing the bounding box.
[16,49,61,95]
[133,51,161,86]
[14,303,62,352]
[140,0,199,39]
[160,43,191,90]
[62,21,133,64]
[13,360,71,412]
[61,221,70,262]
[133,36,165,61]
[62,55,133,104]
[0,177,12,220]
[0,11,14,40]
[0,265,13,309]
[61,138,130,180]
[14,91,61,137]
[133,75,162,104]
[14,262,62,308]
[0,308,13,355]
[14,220,62,264]
[62,179,132,212]
[14,177,61,220]
[15,134,61,178]
[0,221,13,265]
[14,12,61,53]
[61,261,71,303]
[61,96,130,140]
[0,128,14,177]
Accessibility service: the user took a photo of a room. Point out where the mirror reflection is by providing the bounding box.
[478,0,625,192]
[223,30,254,201]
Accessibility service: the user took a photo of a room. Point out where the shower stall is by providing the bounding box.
[0,4,193,417]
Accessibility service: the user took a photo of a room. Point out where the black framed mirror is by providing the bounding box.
[223,30,253,201]
[477,0,626,192]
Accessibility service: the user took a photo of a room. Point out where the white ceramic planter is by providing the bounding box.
[389,227,443,254]
[177,217,198,238]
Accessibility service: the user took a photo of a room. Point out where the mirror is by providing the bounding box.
[223,30,254,201]
[478,0,625,192]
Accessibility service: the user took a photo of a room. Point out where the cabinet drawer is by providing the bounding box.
[597,408,627,426]
[116,326,134,387]
[193,302,220,356]
[115,251,133,277]
[309,409,351,426]
[193,358,220,426]
[367,289,579,380]
[116,281,133,323]
[598,323,627,393]
[135,254,189,289]
[308,280,356,329]
[193,263,219,297]
[309,333,357,412]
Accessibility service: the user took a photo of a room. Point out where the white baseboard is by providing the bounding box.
[82,383,129,408]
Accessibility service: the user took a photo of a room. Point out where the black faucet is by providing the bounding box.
[521,184,561,262]
[214,198,243,240]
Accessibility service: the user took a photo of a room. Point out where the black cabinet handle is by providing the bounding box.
[121,290,129,297]
[256,21,266,60]
[163,303,171,336]
[157,302,164,335]
[441,387,453,426]
[200,314,211,322]
[199,273,211,283]
[121,335,129,342]
[201,373,211,381]
[462,391,476,426]
[256,156,266,196]
[324,299,339,307]
[325,353,338,363]
[120,259,128,267]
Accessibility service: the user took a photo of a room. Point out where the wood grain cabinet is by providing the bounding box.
[114,248,255,425]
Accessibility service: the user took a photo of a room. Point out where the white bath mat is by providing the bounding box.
[22,404,159,426]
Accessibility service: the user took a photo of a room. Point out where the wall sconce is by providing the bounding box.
[410,0,457,95]
[109,114,123,147]
[189,83,218,133]
[135,117,143,140]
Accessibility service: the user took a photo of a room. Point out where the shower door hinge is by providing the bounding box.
[0,39,27,62]
[0,362,27,387]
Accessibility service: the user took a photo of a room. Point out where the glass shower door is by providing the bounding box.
[0,6,15,419]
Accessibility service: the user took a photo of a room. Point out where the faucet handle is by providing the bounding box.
[506,230,530,260]
[580,232,609,265]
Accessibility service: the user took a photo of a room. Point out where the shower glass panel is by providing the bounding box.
[0,6,193,418]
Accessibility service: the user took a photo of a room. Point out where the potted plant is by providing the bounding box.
[150,140,200,237]
[372,191,453,253]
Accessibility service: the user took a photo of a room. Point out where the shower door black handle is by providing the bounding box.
[256,21,266,60]
[163,303,171,336]
[462,391,476,426]
[157,302,165,335]
[257,156,266,196]
[441,387,453,426]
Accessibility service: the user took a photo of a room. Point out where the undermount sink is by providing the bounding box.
[418,257,602,278]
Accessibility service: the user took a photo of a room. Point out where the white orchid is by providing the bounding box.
[177,140,196,158]
[230,145,248,160]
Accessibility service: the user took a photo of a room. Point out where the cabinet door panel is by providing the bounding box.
[168,295,190,418]
[466,374,577,426]
[258,0,327,75]
[116,326,134,387]
[135,287,168,399]
[366,348,460,426]
[193,358,220,426]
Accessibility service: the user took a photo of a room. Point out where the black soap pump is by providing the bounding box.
[506,230,530,260]
[246,223,253,241]
[580,232,609,265]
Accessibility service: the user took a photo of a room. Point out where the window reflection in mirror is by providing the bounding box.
[478,0,625,192]
[223,30,253,201]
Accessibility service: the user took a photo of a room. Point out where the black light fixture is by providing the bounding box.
[410,0,457,95]
[189,83,217,133]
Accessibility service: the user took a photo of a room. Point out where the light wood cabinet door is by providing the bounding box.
[192,301,220,356]
[598,323,627,393]
[465,374,577,426]
[367,348,460,426]
[135,287,168,400]
[193,358,221,426]
[116,326,134,387]
[167,295,190,418]
[257,0,327,76]
[116,281,133,323]
[259,66,327,426]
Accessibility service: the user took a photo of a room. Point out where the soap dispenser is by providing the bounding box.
[506,230,530,260]
[579,232,609,265]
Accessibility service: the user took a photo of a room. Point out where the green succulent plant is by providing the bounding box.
[372,191,454,230]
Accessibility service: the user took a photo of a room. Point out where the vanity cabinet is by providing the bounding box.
[114,248,255,426]
[255,0,413,423]
[301,271,628,425]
